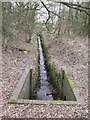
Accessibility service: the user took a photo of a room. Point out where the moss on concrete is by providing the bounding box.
[23,92,30,99]
[9,99,17,104]
[40,34,61,93]
[69,79,77,89]
[49,100,64,104]
[62,67,77,89]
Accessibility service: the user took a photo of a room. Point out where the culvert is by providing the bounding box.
[9,35,85,105]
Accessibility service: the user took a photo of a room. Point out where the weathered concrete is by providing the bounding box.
[61,68,85,104]
[16,99,79,105]
[9,68,31,102]
[9,67,84,105]
[19,68,31,99]
[62,69,76,101]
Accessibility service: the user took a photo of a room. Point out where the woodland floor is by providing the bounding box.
[1,30,88,119]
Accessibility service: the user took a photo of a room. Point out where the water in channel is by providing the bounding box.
[36,35,54,100]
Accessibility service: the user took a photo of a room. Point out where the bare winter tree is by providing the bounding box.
[40,0,90,38]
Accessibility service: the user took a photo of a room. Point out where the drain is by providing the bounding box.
[35,35,57,100]
[9,35,84,104]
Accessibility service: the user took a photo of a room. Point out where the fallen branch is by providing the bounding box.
[8,45,30,52]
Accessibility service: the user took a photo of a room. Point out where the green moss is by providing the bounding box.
[48,100,64,104]
[69,79,77,89]
[47,63,60,89]
[62,67,68,76]
[40,34,61,92]
[9,99,17,104]
[62,67,77,89]
[31,64,38,99]
[23,92,30,99]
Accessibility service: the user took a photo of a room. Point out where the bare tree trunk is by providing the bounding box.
[88,15,90,38]
[57,3,61,35]
[88,2,90,38]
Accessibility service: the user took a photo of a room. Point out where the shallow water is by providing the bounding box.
[36,36,53,100]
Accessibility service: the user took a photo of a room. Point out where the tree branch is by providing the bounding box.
[52,1,90,10]
[48,0,90,16]
[40,0,51,31]
[60,2,90,16]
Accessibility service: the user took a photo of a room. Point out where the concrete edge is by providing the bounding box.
[9,68,30,102]
[62,67,85,105]
[9,67,85,105]
[73,89,85,105]
[9,99,80,105]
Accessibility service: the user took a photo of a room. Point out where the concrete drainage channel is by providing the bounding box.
[9,34,85,105]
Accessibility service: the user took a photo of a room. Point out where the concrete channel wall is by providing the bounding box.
[40,34,76,101]
[60,68,85,104]
[63,75,76,101]
[9,67,38,103]
[9,68,33,103]
[18,69,30,99]
[9,67,84,105]
[61,69,76,101]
